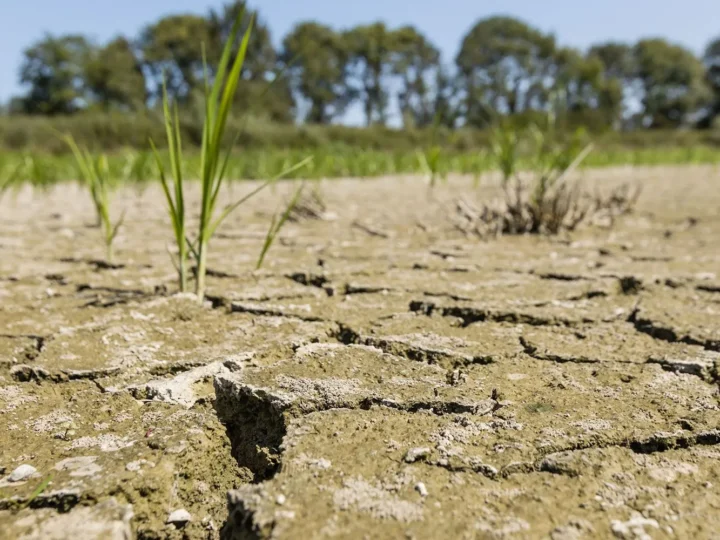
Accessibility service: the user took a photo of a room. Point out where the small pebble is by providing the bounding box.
[276,494,286,505]
[415,482,428,497]
[202,517,216,531]
[8,464,37,483]
[167,509,192,526]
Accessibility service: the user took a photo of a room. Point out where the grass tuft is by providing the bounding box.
[150,9,312,300]
[62,134,125,261]
[453,102,642,238]
[456,114,594,236]
[418,145,446,188]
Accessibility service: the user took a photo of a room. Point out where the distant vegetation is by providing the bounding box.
[2,144,718,190]
[1,0,720,155]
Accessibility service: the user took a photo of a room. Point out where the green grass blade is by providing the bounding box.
[210,130,243,211]
[160,79,184,228]
[207,8,245,125]
[199,45,211,197]
[185,235,200,261]
[110,210,127,242]
[256,181,305,270]
[208,156,313,238]
[1,160,24,198]
[171,101,185,223]
[210,57,298,199]
[210,18,253,171]
[22,474,53,509]
[149,138,179,230]
[553,143,594,186]
[202,11,250,208]
[62,134,95,186]
[256,214,278,271]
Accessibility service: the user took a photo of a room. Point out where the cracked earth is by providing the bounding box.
[1,166,719,539]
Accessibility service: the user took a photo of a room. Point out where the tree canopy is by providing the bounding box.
[281,22,351,124]
[19,34,91,115]
[8,8,720,130]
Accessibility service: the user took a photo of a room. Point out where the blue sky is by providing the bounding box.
[2,0,718,122]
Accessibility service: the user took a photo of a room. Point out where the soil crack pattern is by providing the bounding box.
[213,337,720,538]
[0,333,50,363]
[213,345,499,481]
[409,299,582,327]
[520,323,720,384]
[629,306,720,352]
[360,334,495,368]
[404,426,720,480]
[3,167,720,538]
[230,301,326,323]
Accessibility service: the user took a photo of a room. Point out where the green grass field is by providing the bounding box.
[2,145,719,189]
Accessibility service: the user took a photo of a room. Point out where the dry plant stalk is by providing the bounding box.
[454,180,641,238]
[454,115,640,238]
[288,185,330,222]
[586,183,643,229]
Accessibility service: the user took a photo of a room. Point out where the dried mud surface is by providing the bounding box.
[1,167,719,539]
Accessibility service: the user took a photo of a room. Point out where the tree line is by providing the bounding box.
[5,0,720,131]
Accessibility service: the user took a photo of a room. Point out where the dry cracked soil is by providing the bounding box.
[0,167,719,540]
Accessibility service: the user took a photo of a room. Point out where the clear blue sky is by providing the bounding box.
[2,0,718,120]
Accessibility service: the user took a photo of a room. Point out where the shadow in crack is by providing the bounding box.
[212,381,288,484]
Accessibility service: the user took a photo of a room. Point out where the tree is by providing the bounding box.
[391,26,440,128]
[225,78,295,123]
[456,16,556,125]
[588,42,635,81]
[344,22,397,126]
[703,37,720,125]
[596,78,625,129]
[281,22,352,124]
[587,42,636,127]
[18,34,91,115]
[633,39,710,127]
[552,48,623,129]
[85,37,147,111]
[428,65,463,128]
[4,97,26,115]
[139,14,212,101]
[554,48,602,108]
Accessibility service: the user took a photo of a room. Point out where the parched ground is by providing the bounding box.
[0,166,719,539]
